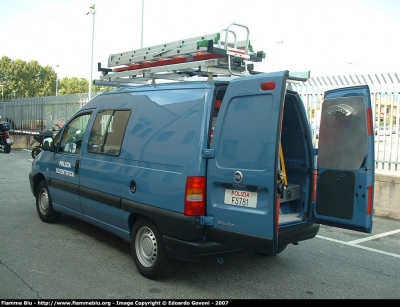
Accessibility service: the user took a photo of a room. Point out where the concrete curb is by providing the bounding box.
[374,173,400,220]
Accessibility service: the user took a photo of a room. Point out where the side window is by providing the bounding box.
[87,109,130,156]
[58,113,91,154]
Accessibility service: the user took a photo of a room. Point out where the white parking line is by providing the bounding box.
[348,229,400,244]
[316,234,400,259]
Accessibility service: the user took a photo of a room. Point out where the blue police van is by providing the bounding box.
[29,24,375,280]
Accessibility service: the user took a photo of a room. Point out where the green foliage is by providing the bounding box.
[59,77,88,95]
[0,56,57,97]
[0,56,114,98]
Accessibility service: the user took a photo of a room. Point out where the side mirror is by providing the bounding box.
[42,137,54,152]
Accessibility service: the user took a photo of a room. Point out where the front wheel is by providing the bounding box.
[131,218,175,280]
[31,147,41,159]
[36,180,61,223]
[3,144,11,153]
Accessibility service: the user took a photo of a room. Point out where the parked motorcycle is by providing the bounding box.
[0,117,13,154]
[31,125,60,159]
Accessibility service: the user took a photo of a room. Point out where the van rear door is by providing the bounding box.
[313,86,374,233]
[205,71,288,255]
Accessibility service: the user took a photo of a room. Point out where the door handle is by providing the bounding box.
[75,160,80,175]
[336,173,345,181]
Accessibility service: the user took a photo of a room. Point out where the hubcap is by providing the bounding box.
[38,188,50,215]
[135,226,157,267]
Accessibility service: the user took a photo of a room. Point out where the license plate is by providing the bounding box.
[5,139,11,144]
[224,189,257,208]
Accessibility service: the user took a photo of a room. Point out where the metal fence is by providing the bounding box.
[0,93,90,133]
[1,72,399,172]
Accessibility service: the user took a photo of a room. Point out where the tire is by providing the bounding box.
[3,144,11,154]
[36,180,61,223]
[31,147,41,159]
[131,218,175,280]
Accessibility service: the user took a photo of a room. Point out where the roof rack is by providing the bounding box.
[94,23,266,87]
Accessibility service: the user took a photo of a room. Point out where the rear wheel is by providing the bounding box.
[36,180,61,223]
[3,144,11,153]
[131,218,175,280]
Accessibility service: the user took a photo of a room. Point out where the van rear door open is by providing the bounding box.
[313,86,374,233]
[206,72,375,256]
[205,72,287,255]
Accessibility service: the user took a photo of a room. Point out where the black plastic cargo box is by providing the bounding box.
[0,122,11,132]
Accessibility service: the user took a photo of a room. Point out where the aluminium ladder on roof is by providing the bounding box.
[95,23,266,86]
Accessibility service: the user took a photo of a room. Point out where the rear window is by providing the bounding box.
[215,94,276,170]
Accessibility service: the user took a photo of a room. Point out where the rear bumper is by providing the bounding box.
[163,235,244,261]
[278,222,320,245]
[164,222,320,261]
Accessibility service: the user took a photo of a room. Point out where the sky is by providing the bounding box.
[1,0,400,81]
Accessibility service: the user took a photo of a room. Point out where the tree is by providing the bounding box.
[0,55,114,98]
[58,77,89,95]
[0,56,57,97]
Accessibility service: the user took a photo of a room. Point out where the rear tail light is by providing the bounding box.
[367,185,373,215]
[276,195,281,233]
[184,176,205,216]
[260,81,276,91]
[366,107,373,136]
[312,170,318,202]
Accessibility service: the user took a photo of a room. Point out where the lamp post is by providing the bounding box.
[87,4,95,101]
[141,0,144,48]
[56,65,59,96]
[0,85,3,101]
[12,90,15,98]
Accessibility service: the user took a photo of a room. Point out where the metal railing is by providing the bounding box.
[0,93,90,133]
[1,72,399,172]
